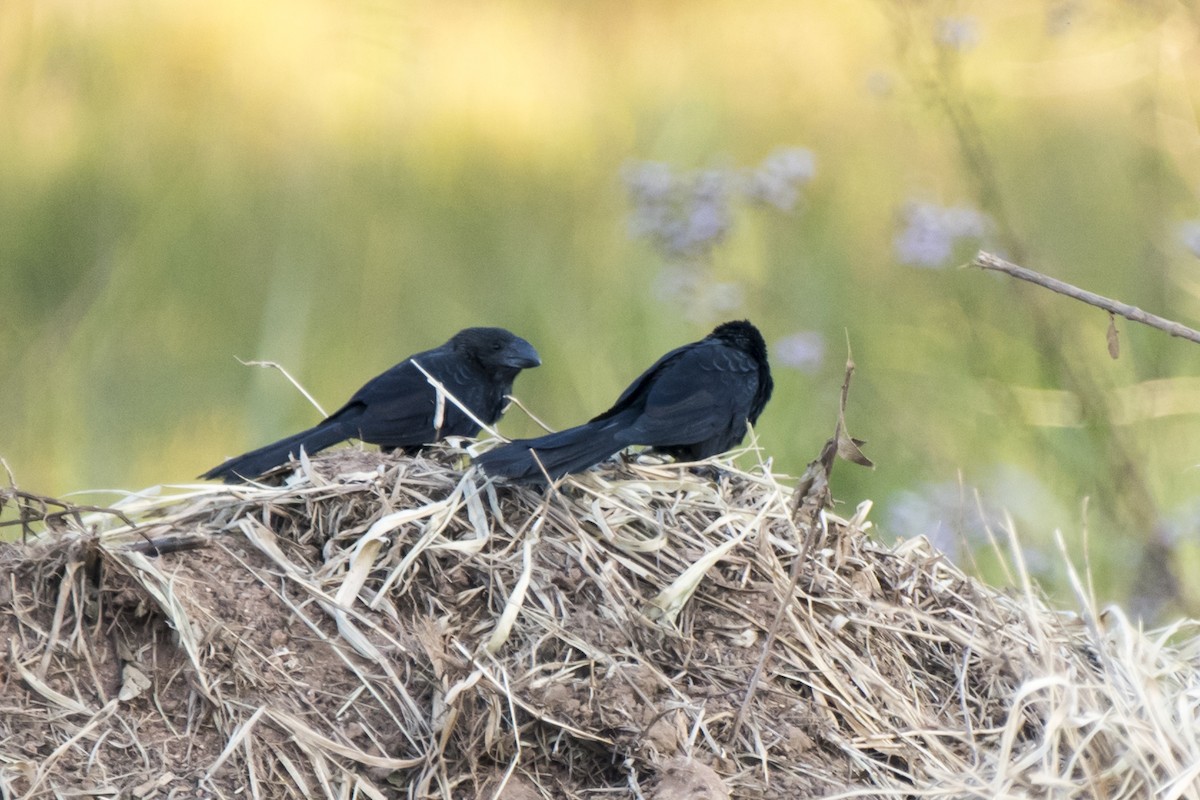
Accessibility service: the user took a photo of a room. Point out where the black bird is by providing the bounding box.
[201,327,541,483]
[477,319,772,484]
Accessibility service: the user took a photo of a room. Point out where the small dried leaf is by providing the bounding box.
[1107,312,1120,359]
[837,434,874,468]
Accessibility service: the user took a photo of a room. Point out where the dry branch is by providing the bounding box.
[972,250,1200,345]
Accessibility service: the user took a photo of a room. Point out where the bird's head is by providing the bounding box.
[709,320,768,361]
[452,327,542,372]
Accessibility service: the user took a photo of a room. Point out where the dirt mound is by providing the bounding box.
[2,445,1199,798]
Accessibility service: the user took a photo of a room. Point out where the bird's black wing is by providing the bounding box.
[589,341,698,423]
[625,341,760,449]
[333,346,483,446]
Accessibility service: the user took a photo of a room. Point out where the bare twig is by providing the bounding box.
[972,251,1200,345]
[236,358,328,416]
[409,359,498,439]
[500,394,556,434]
[0,486,140,541]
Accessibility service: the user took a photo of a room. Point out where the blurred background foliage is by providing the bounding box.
[4,0,1200,618]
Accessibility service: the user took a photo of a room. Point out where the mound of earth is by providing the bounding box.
[2,445,1198,798]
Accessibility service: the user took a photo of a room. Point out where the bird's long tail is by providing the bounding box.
[200,421,349,483]
[476,420,626,484]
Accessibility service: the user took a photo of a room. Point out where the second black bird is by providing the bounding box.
[477,319,772,484]
[202,327,541,483]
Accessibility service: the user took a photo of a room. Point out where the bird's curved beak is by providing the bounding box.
[504,338,542,369]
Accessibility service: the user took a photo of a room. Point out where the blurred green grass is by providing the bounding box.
[4,0,1200,616]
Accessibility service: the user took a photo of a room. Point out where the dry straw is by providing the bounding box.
[2,443,1199,799]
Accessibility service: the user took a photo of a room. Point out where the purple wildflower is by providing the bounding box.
[894,201,990,268]
[745,148,817,211]
[936,17,981,51]
[624,162,734,260]
[887,481,997,558]
[773,331,825,373]
[1177,220,1200,258]
[653,265,744,323]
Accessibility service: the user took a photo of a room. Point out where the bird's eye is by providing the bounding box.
[492,342,503,351]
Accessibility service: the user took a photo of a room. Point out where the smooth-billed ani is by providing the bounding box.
[202,327,540,482]
[477,319,771,484]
